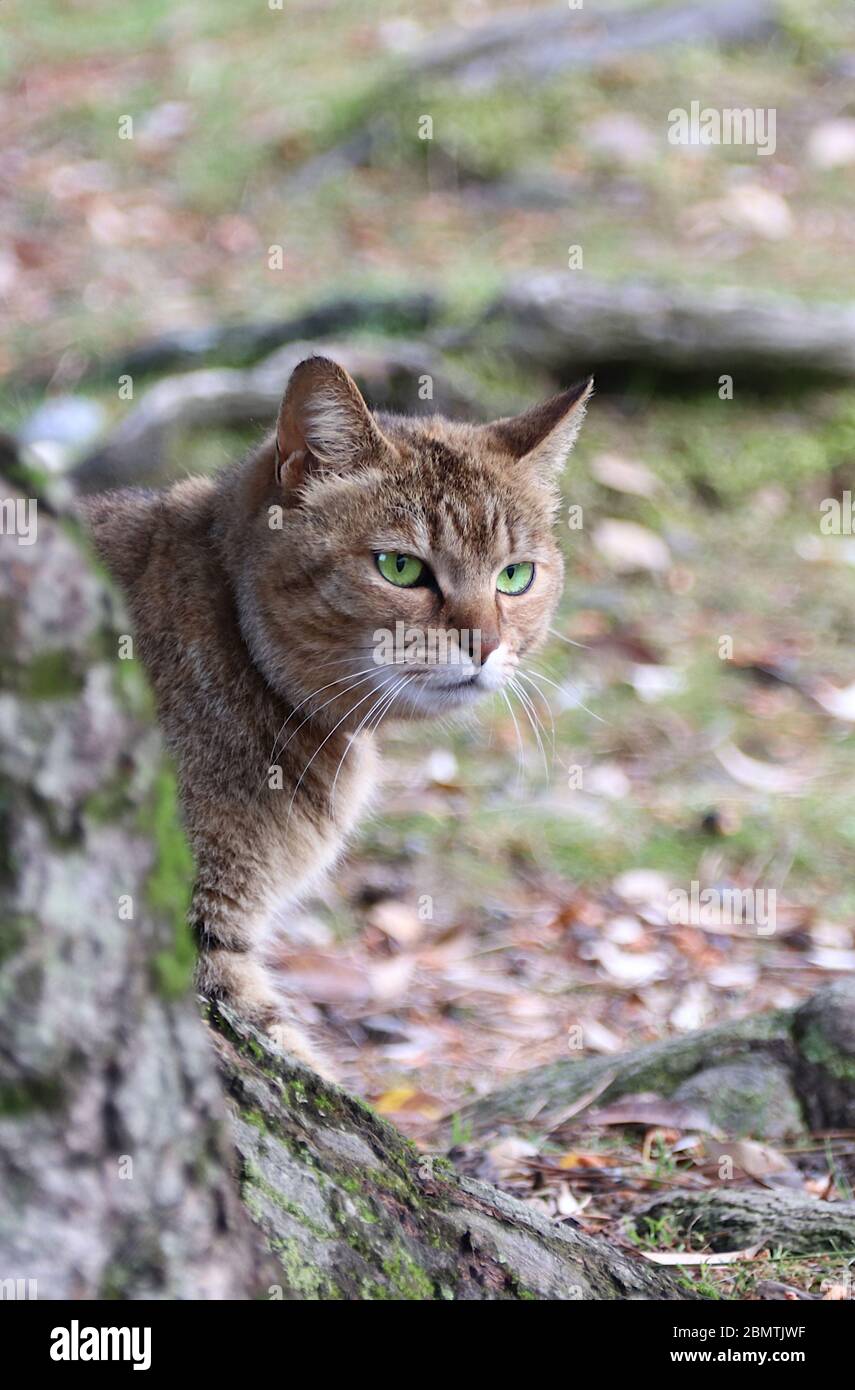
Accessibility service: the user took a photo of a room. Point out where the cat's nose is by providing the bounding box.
[474,632,500,664]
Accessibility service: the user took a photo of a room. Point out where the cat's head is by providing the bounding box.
[232,356,592,725]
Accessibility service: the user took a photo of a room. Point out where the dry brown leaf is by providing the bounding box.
[367,899,423,946]
[486,1137,539,1180]
[557,1151,612,1171]
[587,1094,718,1134]
[702,1137,800,1186]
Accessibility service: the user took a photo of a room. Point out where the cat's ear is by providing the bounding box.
[275,356,393,491]
[486,377,593,480]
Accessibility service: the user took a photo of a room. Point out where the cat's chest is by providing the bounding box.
[265,731,380,903]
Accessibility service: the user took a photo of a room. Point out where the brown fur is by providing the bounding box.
[81,357,592,1073]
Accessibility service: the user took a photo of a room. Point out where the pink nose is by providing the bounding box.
[476,633,501,664]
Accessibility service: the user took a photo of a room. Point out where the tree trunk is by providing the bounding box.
[0,469,266,1299]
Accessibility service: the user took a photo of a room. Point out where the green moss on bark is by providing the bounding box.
[138,768,195,997]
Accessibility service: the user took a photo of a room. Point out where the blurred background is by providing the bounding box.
[2,0,855,1136]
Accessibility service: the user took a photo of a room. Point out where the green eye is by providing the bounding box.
[376,552,425,587]
[497,561,534,595]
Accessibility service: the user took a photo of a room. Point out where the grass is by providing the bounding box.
[2,0,855,381]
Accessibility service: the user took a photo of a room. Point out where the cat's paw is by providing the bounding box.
[266,1020,337,1083]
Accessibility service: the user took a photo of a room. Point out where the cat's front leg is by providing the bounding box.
[189,838,335,1077]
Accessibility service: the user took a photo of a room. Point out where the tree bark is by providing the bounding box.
[630,1190,855,1256]
[208,1002,687,1300]
[0,472,265,1299]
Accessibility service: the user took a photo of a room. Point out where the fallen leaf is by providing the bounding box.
[374,1086,416,1113]
[806,947,855,972]
[719,185,793,240]
[592,519,671,574]
[590,452,658,497]
[631,664,686,702]
[373,1087,443,1119]
[486,1136,539,1180]
[642,1244,763,1266]
[367,899,423,946]
[423,748,460,787]
[555,1182,587,1216]
[612,869,671,904]
[573,1019,623,1055]
[367,955,416,1001]
[702,1137,800,1187]
[586,762,632,799]
[810,679,855,721]
[551,1152,617,1177]
[715,742,807,794]
[587,1094,718,1134]
[587,940,669,985]
[807,118,855,169]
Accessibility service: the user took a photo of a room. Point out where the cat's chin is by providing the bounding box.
[396,673,500,718]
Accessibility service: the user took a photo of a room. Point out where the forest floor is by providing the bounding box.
[3,0,855,1300]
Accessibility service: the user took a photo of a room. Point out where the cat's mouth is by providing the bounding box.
[432,672,480,691]
[398,664,506,715]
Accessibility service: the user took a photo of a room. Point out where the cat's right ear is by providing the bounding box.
[485,377,594,483]
[274,356,393,496]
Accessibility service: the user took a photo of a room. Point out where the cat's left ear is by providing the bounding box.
[275,355,395,493]
[485,377,594,480]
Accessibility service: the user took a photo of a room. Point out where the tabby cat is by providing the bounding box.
[84,356,592,1072]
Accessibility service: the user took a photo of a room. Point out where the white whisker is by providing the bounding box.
[509,675,549,778]
[548,625,589,650]
[266,666,381,778]
[516,669,556,759]
[329,673,400,813]
[527,662,607,725]
[501,688,526,790]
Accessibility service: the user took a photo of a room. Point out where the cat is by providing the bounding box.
[82,356,592,1074]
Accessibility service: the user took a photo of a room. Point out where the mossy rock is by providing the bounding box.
[672,1060,804,1141]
